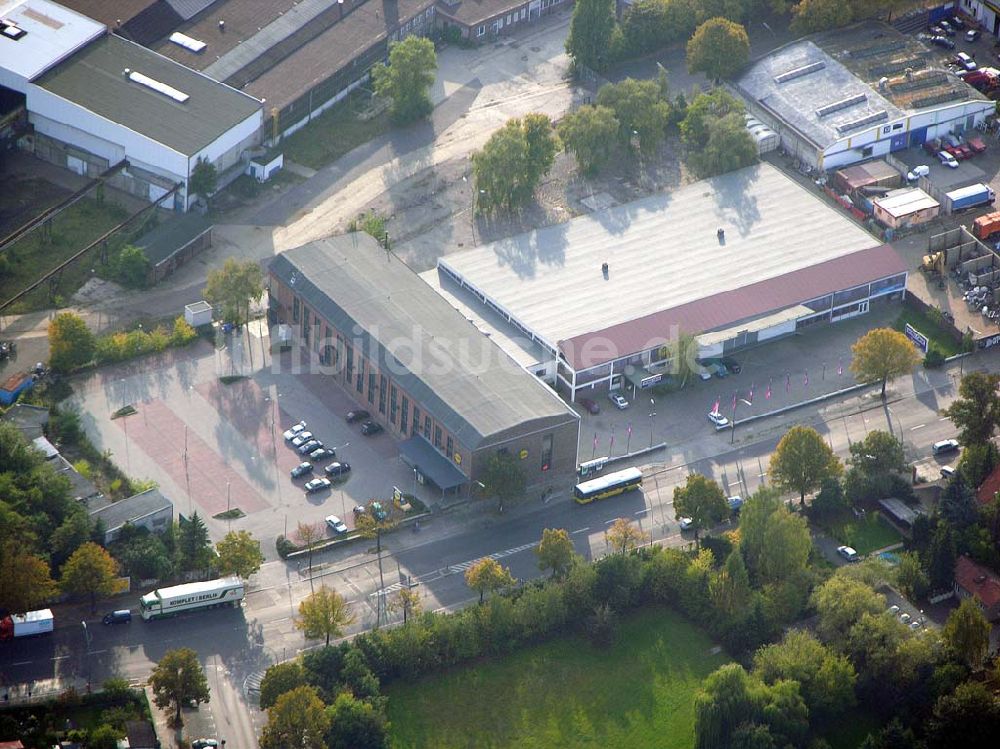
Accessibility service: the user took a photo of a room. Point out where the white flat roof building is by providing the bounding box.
[433,163,908,400]
[0,0,104,92]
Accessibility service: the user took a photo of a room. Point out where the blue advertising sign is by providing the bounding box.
[904,324,929,353]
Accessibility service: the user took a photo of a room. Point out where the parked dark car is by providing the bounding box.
[939,19,956,36]
[578,398,600,415]
[102,609,132,625]
[930,35,956,49]
[324,461,352,477]
[290,462,313,479]
[309,447,336,461]
[720,357,742,374]
[361,420,383,436]
[346,409,370,424]
[950,15,965,29]
[297,439,322,455]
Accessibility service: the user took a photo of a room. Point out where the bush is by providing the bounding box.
[924,347,946,369]
[111,245,150,289]
[276,535,296,558]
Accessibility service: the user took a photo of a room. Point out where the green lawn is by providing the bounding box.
[280,90,390,170]
[893,308,961,357]
[0,197,129,312]
[826,511,902,555]
[385,607,730,749]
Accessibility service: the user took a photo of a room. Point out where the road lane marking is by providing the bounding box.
[571,527,590,534]
[634,510,647,516]
[90,649,107,655]
[911,424,925,431]
[51,655,70,661]
[12,661,30,666]
[939,417,950,421]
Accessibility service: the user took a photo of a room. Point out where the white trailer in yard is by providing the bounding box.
[0,609,54,641]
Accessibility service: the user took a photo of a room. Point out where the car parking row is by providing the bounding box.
[283,421,352,494]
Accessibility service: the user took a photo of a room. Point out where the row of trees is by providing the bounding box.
[567,0,922,73]
[472,81,759,216]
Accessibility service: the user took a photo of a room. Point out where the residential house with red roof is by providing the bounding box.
[954,555,1000,621]
[976,464,1000,506]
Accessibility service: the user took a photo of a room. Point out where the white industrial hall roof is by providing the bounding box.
[0,0,104,89]
[437,163,884,358]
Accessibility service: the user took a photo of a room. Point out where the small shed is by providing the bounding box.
[745,116,779,155]
[872,187,940,229]
[834,160,903,195]
[184,300,213,327]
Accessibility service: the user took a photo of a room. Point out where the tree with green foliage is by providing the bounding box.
[477,449,528,509]
[261,685,330,749]
[464,557,516,603]
[176,512,214,572]
[811,574,885,645]
[60,542,120,613]
[620,0,678,57]
[295,520,325,584]
[679,88,744,149]
[850,327,922,399]
[48,312,96,372]
[943,597,991,670]
[605,516,650,554]
[112,527,174,581]
[811,477,848,518]
[189,158,218,206]
[296,586,356,646]
[566,0,617,71]
[389,586,422,625]
[324,691,390,749]
[50,506,93,568]
[216,530,264,579]
[943,371,1000,446]
[752,629,857,722]
[149,647,210,727]
[958,441,1000,490]
[844,429,906,502]
[738,487,784,582]
[925,681,1000,749]
[860,718,919,749]
[710,549,752,616]
[557,105,620,174]
[757,506,812,585]
[535,527,578,578]
[259,661,307,710]
[689,111,757,177]
[87,724,124,749]
[595,77,671,152]
[112,245,150,289]
[473,114,558,216]
[894,551,929,600]
[673,473,728,545]
[927,521,957,590]
[770,425,842,507]
[938,475,979,532]
[203,257,264,326]
[686,18,750,82]
[694,663,809,749]
[791,0,854,33]
[372,36,437,123]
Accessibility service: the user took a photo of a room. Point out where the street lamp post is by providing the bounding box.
[648,397,656,449]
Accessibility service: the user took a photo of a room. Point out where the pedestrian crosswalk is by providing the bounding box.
[445,541,538,574]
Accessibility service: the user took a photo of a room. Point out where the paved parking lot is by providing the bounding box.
[70,331,429,559]
[574,304,910,465]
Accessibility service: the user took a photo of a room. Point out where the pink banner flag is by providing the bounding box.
[785,372,791,392]
[593,432,598,449]
[838,357,843,376]
[804,370,809,387]
[732,390,738,411]
[627,422,632,436]
[712,398,720,414]
[766,379,772,400]
[609,426,615,453]
[748,383,754,404]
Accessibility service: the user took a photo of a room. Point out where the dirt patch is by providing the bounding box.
[71,276,125,306]
[342,134,694,273]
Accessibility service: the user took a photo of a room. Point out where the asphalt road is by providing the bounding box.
[2,358,974,734]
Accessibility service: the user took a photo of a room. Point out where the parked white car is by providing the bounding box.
[679,517,694,530]
[938,150,959,168]
[282,421,307,441]
[608,391,629,410]
[708,411,729,428]
[837,545,859,562]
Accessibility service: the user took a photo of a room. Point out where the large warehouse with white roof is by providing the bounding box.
[0,0,263,210]
[429,163,909,402]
